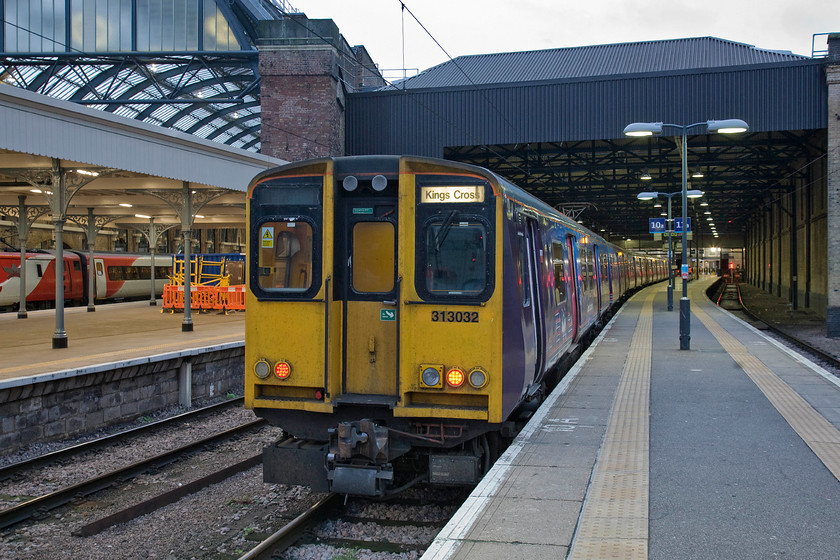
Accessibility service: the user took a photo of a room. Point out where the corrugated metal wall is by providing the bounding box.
[346,61,826,157]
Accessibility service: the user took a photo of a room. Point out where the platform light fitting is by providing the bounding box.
[637,190,702,200]
[706,119,749,134]
[623,122,663,136]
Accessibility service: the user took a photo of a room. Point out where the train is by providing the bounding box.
[0,251,248,311]
[245,155,666,496]
[0,250,173,311]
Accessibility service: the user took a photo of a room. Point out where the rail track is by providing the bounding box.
[237,487,465,559]
[0,397,245,480]
[0,398,266,531]
[714,281,840,370]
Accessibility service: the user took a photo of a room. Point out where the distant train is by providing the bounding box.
[0,251,248,311]
[245,155,666,496]
[0,250,173,311]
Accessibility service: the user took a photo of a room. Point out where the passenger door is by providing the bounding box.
[341,201,398,398]
[566,236,580,341]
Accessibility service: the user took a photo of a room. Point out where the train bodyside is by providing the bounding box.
[0,251,173,309]
[0,251,84,308]
[245,155,659,497]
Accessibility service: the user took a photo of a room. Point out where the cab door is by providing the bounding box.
[341,201,398,397]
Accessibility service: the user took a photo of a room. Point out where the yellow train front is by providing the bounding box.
[246,155,619,496]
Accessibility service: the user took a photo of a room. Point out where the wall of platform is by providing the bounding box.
[0,346,243,456]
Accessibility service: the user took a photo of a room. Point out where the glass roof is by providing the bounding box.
[0,0,299,153]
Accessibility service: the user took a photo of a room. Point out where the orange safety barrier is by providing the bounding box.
[161,284,245,313]
[216,285,246,313]
[161,284,183,312]
[192,285,217,310]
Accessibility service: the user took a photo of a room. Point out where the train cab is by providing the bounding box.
[245,155,653,496]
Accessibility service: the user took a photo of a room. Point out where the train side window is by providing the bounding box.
[96,261,104,276]
[257,220,313,292]
[36,264,43,277]
[425,221,487,296]
[579,246,589,291]
[353,222,394,293]
[517,232,531,307]
[552,242,566,303]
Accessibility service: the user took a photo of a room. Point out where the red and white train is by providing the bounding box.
[0,250,173,311]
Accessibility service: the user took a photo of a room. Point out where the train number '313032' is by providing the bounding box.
[431,310,479,323]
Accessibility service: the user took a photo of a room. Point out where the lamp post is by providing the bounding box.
[625,119,748,350]
[638,189,703,312]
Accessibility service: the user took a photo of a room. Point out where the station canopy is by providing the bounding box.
[0,0,302,153]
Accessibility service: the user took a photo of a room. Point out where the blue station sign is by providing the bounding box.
[649,217,691,234]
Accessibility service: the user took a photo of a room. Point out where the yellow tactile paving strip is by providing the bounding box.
[693,303,840,482]
[569,291,654,560]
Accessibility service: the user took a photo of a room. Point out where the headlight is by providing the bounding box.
[420,365,443,388]
[468,367,487,389]
[254,359,271,379]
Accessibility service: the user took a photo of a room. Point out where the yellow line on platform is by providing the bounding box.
[693,304,840,482]
[569,291,654,560]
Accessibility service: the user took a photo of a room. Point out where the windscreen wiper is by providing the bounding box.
[433,210,458,253]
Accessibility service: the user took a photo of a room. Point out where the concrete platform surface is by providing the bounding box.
[0,301,244,382]
[423,278,840,560]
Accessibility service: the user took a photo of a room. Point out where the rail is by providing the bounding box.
[0,398,244,482]
[0,418,265,530]
[236,493,341,560]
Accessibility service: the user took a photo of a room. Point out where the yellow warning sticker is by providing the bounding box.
[261,226,274,248]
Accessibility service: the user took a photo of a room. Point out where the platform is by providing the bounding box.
[423,278,840,560]
[0,301,244,384]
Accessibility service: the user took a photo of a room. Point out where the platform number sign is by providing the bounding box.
[649,218,666,233]
[261,226,274,248]
[673,217,691,233]
[649,217,691,234]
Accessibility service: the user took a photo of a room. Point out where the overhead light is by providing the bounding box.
[624,122,663,137]
[195,214,205,219]
[653,202,662,208]
[119,203,133,208]
[135,214,151,219]
[637,192,658,200]
[707,119,749,134]
[640,169,653,180]
[704,211,711,215]
[691,168,705,178]
[76,169,99,176]
[686,190,704,198]
[700,202,709,207]
[30,188,42,193]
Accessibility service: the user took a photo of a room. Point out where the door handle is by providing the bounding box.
[382,300,397,306]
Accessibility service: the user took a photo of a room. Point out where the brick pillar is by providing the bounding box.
[827,33,840,336]
[258,17,346,161]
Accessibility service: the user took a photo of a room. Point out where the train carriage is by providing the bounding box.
[0,250,173,310]
[246,155,663,496]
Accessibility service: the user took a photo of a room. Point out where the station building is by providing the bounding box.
[0,2,838,335]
